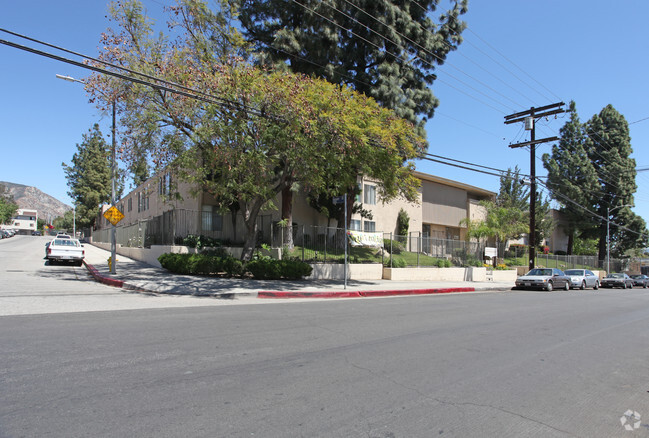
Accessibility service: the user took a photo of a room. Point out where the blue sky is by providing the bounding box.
[1,1,649,227]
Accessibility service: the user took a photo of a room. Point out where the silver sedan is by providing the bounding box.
[564,269,600,290]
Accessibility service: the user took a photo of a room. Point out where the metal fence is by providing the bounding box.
[92,209,275,248]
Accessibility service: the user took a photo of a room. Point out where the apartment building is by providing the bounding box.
[97,168,496,246]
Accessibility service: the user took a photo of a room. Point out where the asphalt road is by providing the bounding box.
[1,236,649,437]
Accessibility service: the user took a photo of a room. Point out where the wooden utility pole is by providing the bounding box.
[505,102,565,271]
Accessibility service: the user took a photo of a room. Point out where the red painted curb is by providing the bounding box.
[258,287,476,299]
[83,261,124,288]
[259,291,362,299]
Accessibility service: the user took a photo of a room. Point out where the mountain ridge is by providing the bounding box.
[0,181,71,223]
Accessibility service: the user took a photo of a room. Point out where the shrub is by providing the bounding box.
[246,259,312,280]
[435,258,452,268]
[182,234,222,250]
[464,256,483,267]
[383,239,404,255]
[385,256,406,268]
[222,257,244,277]
[158,252,244,277]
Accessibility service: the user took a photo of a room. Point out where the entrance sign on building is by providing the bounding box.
[485,247,497,258]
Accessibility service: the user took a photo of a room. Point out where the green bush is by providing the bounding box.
[222,257,244,277]
[464,256,483,267]
[383,239,404,255]
[182,234,222,250]
[158,252,243,277]
[246,259,312,280]
[435,258,452,268]
[385,256,407,268]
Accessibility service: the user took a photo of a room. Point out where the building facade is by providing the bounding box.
[5,209,38,235]
[96,170,496,246]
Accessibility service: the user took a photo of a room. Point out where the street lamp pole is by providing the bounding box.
[110,99,117,274]
[56,74,117,273]
[606,204,633,274]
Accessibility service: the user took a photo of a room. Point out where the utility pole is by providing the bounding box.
[505,102,565,271]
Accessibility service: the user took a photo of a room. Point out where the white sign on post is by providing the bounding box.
[485,247,497,258]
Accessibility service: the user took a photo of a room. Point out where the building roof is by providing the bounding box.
[412,170,497,198]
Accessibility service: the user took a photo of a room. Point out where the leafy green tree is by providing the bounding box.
[572,235,597,256]
[0,183,18,224]
[461,200,528,259]
[91,0,424,260]
[238,0,468,137]
[53,210,75,232]
[584,105,646,261]
[542,101,599,254]
[62,124,118,229]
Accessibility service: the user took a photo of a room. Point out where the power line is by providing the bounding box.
[287,0,513,114]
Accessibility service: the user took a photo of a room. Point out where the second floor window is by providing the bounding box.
[364,184,376,205]
[364,221,376,232]
[350,219,361,231]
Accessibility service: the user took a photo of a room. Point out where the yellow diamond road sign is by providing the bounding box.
[103,206,124,226]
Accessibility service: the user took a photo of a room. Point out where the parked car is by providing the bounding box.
[32,231,42,236]
[514,268,571,291]
[563,269,600,290]
[46,237,85,266]
[630,274,649,288]
[600,273,634,289]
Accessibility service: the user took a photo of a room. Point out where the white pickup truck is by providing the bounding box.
[46,237,85,266]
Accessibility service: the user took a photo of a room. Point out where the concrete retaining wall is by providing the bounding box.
[306,263,383,280]
[383,267,493,282]
[491,270,518,283]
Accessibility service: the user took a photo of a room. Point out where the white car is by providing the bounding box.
[563,269,600,290]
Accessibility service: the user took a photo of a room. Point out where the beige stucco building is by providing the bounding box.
[97,169,495,245]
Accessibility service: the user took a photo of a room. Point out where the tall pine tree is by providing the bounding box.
[584,104,646,261]
[542,101,599,254]
[237,0,468,137]
[62,124,119,229]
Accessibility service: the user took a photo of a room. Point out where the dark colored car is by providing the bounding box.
[601,273,634,289]
[515,268,571,291]
[630,274,649,288]
[32,231,42,236]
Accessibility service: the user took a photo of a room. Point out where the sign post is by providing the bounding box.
[103,206,124,273]
[333,195,347,289]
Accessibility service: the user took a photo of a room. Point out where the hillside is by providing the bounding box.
[0,181,71,223]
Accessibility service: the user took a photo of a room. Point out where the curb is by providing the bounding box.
[258,287,477,299]
[84,261,124,288]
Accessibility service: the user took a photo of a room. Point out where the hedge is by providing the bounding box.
[158,253,312,280]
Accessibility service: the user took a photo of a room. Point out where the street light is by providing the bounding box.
[607,204,633,274]
[57,74,117,274]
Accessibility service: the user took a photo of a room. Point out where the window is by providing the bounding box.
[137,193,141,213]
[350,219,361,231]
[128,198,132,212]
[202,205,223,232]
[363,184,376,205]
[364,221,376,232]
[159,172,172,196]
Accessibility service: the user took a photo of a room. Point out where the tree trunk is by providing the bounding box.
[240,200,264,261]
[281,186,294,249]
[566,231,574,255]
[597,221,608,265]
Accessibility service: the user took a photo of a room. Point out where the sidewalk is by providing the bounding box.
[83,244,514,299]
